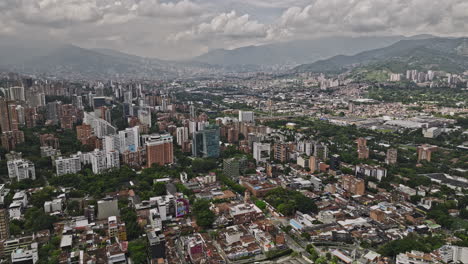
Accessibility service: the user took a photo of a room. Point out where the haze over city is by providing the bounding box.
[0,1,467,264]
[1,0,468,59]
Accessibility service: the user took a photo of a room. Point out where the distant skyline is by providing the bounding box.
[1,0,467,60]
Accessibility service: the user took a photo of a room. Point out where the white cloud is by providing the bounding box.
[274,0,468,37]
[14,0,104,27]
[1,0,468,59]
[169,11,268,41]
[137,0,202,17]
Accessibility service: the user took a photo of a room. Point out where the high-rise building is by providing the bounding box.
[46,101,62,124]
[0,209,9,240]
[223,157,247,180]
[119,126,140,153]
[7,159,36,181]
[330,154,341,171]
[355,164,387,182]
[0,131,25,151]
[356,138,369,160]
[227,128,239,143]
[94,106,111,123]
[0,98,11,133]
[55,155,82,176]
[309,156,317,173]
[253,142,270,163]
[138,108,152,128]
[273,144,289,162]
[417,144,438,163]
[90,149,120,174]
[239,111,255,123]
[8,86,25,102]
[15,106,24,126]
[104,134,120,154]
[39,134,60,149]
[386,148,398,165]
[189,104,196,119]
[24,108,38,128]
[76,124,93,143]
[314,142,328,160]
[192,125,220,158]
[93,97,108,109]
[0,98,21,133]
[146,134,174,167]
[72,95,84,110]
[176,127,189,146]
[122,147,146,169]
[341,175,365,195]
[83,112,117,138]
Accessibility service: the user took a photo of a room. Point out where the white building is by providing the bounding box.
[396,251,441,264]
[297,156,309,168]
[40,146,60,157]
[11,244,38,264]
[7,159,36,181]
[9,201,22,220]
[355,164,387,182]
[423,127,442,138]
[8,86,25,101]
[15,105,25,125]
[253,142,270,163]
[83,112,117,138]
[138,108,152,128]
[149,208,163,231]
[176,127,189,146]
[55,155,81,176]
[90,149,120,174]
[189,120,197,134]
[44,199,62,213]
[438,245,468,264]
[389,73,402,82]
[239,111,254,123]
[106,151,120,170]
[118,126,140,152]
[9,191,27,220]
[150,195,175,221]
[104,134,120,154]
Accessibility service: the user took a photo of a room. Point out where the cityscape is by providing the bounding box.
[0,1,468,264]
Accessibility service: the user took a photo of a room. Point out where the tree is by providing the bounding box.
[301,232,311,240]
[192,199,215,229]
[24,207,57,232]
[121,205,144,240]
[460,209,468,220]
[264,187,317,216]
[30,187,57,208]
[153,182,167,196]
[192,159,217,173]
[410,195,422,204]
[67,200,82,216]
[255,200,267,210]
[128,239,148,264]
[306,245,319,261]
[10,219,24,236]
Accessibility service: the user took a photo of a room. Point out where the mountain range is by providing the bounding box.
[293,37,468,74]
[1,35,467,79]
[191,35,436,67]
[0,38,219,80]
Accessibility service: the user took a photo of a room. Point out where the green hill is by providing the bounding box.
[293,37,468,74]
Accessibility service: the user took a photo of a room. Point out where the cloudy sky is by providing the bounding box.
[1,0,467,59]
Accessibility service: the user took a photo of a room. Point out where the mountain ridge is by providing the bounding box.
[293,37,468,74]
[191,35,435,67]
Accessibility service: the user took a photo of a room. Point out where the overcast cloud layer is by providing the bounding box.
[1,0,467,59]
